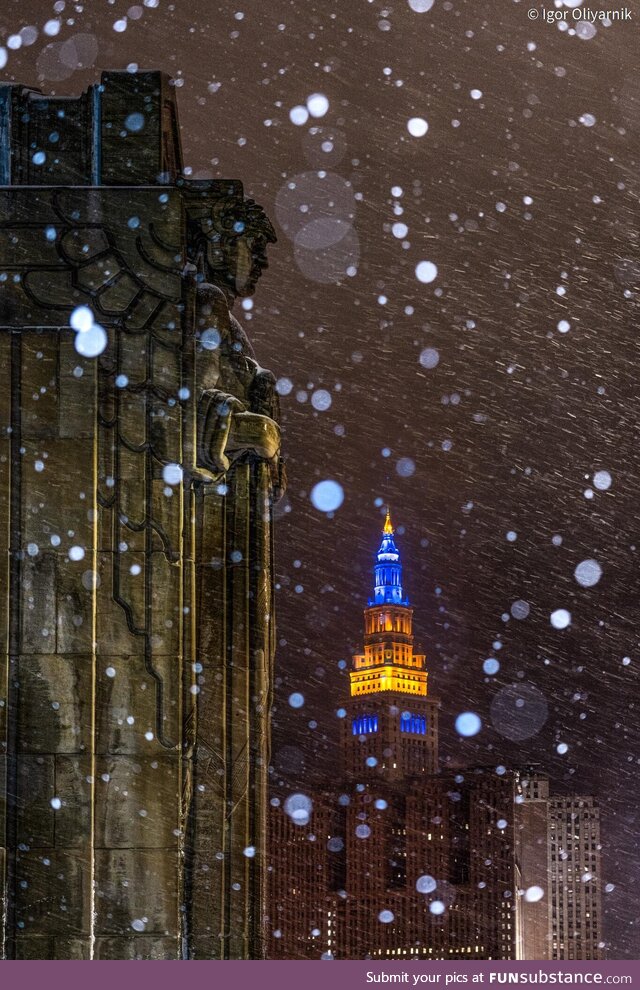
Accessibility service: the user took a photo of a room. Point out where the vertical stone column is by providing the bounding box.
[188,459,276,959]
[91,308,187,959]
[1,329,98,959]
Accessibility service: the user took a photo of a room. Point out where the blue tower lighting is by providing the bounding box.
[371,508,408,606]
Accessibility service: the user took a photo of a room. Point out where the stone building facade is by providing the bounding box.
[0,71,283,959]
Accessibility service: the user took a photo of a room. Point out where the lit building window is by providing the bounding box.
[400,713,427,734]
[352,715,379,735]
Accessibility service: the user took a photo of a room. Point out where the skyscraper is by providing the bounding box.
[343,509,438,780]
[268,514,604,960]
[547,796,603,961]
[514,775,603,961]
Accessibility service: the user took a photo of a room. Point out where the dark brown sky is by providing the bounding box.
[2,0,640,957]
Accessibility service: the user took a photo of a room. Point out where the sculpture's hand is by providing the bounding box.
[226,412,281,463]
[205,393,247,474]
[198,391,280,482]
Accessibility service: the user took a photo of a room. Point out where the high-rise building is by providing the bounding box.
[514,773,552,960]
[343,509,439,780]
[515,775,603,961]
[267,514,604,961]
[547,796,603,961]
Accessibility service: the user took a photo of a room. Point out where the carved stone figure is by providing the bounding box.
[0,72,283,960]
[183,186,283,959]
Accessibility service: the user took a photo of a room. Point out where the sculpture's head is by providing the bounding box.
[200,195,277,299]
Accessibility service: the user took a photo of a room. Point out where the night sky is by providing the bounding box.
[2,0,640,958]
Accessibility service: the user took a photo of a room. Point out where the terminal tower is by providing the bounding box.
[344,510,439,779]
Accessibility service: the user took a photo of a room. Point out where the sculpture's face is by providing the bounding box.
[197,195,276,300]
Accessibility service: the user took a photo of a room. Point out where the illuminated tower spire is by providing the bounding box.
[343,511,439,779]
[373,508,406,606]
